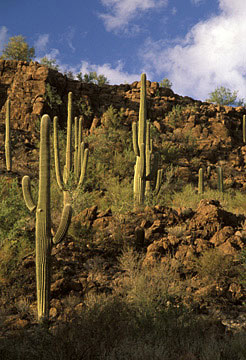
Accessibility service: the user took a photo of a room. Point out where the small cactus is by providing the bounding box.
[217,166,223,193]
[198,167,204,194]
[5,99,12,171]
[22,115,72,322]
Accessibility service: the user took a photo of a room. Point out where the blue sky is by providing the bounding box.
[1,0,246,102]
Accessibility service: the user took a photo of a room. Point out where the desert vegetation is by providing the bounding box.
[1,69,246,359]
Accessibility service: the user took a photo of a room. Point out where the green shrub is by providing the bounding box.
[44,84,62,110]
[167,104,184,128]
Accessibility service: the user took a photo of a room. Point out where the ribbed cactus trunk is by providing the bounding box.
[5,99,12,171]
[36,115,52,322]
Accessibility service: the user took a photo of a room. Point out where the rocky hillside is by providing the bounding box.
[1,61,246,346]
[1,60,246,189]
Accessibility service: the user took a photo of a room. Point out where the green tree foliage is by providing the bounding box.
[64,70,75,79]
[40,56,60,71]
[0,35,35,61]
[206,86,245,106]
[76,71,109,86]
[159,78,172,89]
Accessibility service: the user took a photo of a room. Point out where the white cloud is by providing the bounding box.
[99,0,168,32]
[34,34,49,53]
[61,26,76,52]
[78,60,140,84]
[140,0,246,101]
[0,26,8,51]
[36,48,60,64]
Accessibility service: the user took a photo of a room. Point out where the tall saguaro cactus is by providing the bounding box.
[132,73,163,206]
[5,99,12,171]
[22,114,72,322]
[54,92,89,205]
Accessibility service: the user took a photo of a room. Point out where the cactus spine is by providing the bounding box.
[217,166,223,193]
[243,115,246,144]
[132,74,163,206]
[54,92,89,204]
[198,167,204,194]
[5,99,12,171]
[22,115,72,322]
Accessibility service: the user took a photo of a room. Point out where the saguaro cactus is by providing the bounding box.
[5,99,12,171]
[132,73,163,206]
[22,114,72,322]
[54,92,89,205]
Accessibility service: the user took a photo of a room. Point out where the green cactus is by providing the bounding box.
[54,92,89,205]
[243,115,246,144]
[5,99,12,171]
[132,74,163,206]
[22,114,72,322]
[198,167,204,194]
[217,166,223,193]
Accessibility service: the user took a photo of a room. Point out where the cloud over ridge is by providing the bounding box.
[141,0,246,101]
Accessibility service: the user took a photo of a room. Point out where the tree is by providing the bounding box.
[206,86,245,106]
[97,74,109,86]
[40,56,60,71]
[0,35,35,61]
[159,78,172,89]
[64,70,74,80]
[83,71,97,83]
[77,71,109,85]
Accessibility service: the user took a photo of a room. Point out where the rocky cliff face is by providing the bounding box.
[2,60,245,135]
[0,59,186,132]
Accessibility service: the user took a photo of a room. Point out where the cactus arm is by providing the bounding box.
[138,73,147,147]
[64,92,73,183]
[22,175,36,212]
[133,163,139,204]
[154,169,163,194]
[5,99,12,171]
[74,116,78,178]
[132,122,140,156]
[53,116,65,191]
[145,121,151,194]
[77,116,83,178]
[52,204,72,245]
[78,147,89,186]
[139,143,145,180]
